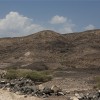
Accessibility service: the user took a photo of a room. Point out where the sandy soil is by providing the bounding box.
[42,69,100,100]
[0,68,100,100]
[42,69,100,92]
[0,89,42,100]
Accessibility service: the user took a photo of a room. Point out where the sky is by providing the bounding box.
[0,0,100,37]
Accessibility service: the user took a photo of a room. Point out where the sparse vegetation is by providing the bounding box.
[94,76,100,89]
[5,69,52,82]
[5,69,18,79]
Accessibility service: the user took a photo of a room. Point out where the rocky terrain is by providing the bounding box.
[0,29,100,69]
[0,76,100,100]
[0,29,100,100]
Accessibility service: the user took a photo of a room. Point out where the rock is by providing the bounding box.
[6,88,10,91]
[13,84,20,92]
[42,93,48,98]
[66,90,70,94]
[57,91,65,96]
[24,95,27,98]
[75,93,84,99]
[98,90,100,98]
[26,79,34,86]
[36,90,43,96]
[18,80,25,86]
[38,84,44,91]
[0,80,7,88]
[43,87,53,95]
[88,93,95,100]
[98,90,100,93]
[51,85,61,93]
[0,80,6,84]
[70,96,79,100]
[62,91,67,95]
[10,82,16,87]
[15,91,22,95]
[31,92,35,96]
[0,78,66,98]
[6,83,10,87]
[22,86,35,94]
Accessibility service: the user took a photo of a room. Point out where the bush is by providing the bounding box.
[5,69,52,82]
[26,71,52,82]
[5,69,17,79]
[94,76,100,89]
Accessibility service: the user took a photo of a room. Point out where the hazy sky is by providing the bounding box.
[0,0,100,37]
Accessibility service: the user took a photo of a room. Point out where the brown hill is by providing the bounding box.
[0,29,100,70]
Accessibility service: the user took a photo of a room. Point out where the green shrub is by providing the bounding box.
[94,76,100,89]
[25,71,52,82]
[5,69,17,79]
[5,69,52,82]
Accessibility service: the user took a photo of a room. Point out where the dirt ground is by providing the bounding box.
[42,68,100,100]
[0,89,42,100]
[0,68,100,100]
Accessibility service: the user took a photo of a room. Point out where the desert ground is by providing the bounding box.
[0,68,99,100]
[0,89,42,100]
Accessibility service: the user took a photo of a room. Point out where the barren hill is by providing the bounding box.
[0,29,100,70]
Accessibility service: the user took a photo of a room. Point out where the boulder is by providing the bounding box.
[38,84,44,91]
[70,96,79,100]
[0,80,7,84]
[51,85,61,93]
[42,87,53,95]
[57,91,65,96]
[75,93,84,99]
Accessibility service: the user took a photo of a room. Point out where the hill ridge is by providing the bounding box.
[0,29,100,70]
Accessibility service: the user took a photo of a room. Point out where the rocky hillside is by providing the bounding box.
[0,29,100,70]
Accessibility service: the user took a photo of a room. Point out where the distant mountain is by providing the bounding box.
[0,29,100,70]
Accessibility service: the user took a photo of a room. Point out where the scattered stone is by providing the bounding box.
[75,93,84,99]
[72,91,100,100]
[0,78,100,99]
[0,78,59,97]
[0,80,6,84]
